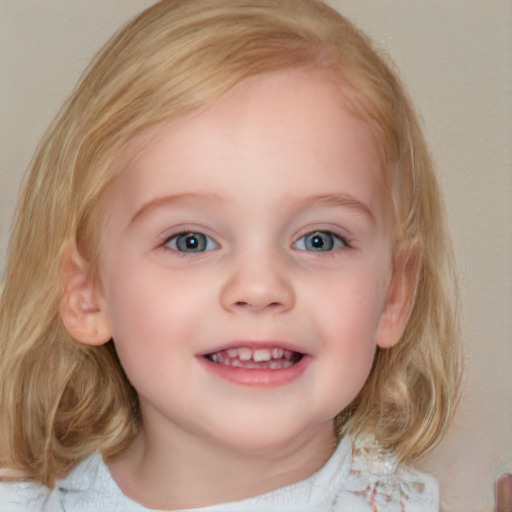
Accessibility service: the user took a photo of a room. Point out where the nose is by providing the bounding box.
[219,253,295,314]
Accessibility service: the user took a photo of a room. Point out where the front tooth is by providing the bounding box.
[238,348,253,361]
[253,349,271,362]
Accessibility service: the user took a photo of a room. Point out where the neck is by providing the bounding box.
[108,417,337,510]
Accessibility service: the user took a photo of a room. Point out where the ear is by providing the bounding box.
[59,246,112,346]
[375,250,419,349]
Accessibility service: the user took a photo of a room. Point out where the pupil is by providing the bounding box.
[312,234,324,248]
[185,235,198,249]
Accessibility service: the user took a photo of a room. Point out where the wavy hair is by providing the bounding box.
[0,0,461,487]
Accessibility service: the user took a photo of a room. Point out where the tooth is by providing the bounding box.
[227,348,239,358]
[283,350,294,361]
[269,361,282,369]
[238,348,253,361]
[232,360,243,367]
[283,361,293,368]
[208,353,218,363]
[217,353,230,365]
[253,349,271,362]
[271,348,284,359]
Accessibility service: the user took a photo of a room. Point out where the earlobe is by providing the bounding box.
[375,251,419,349]
[59,246,112,346]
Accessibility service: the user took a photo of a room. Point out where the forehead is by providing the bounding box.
[106,69,387,226]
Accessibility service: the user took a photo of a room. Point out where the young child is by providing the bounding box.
[0,1,462,510]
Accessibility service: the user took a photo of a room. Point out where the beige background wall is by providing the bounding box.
[1,1,511,511]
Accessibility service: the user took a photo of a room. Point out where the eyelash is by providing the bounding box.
[293,230,349,252]
[163,231,218,254]
[160,229,350,255]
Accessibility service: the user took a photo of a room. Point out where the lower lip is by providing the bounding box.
[198,355,311,387]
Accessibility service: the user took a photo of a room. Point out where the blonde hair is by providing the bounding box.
[0,0,461,487]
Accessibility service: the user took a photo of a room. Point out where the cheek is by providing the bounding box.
[301,265,385,373]
[102,260,211,360]
[308,267,384,332]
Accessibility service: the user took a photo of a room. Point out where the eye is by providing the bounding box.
[165,232,218,253]
[293,230,345,252]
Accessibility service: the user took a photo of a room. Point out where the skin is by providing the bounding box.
[61,69,411,509]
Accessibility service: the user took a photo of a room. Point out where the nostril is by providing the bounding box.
[220,277,295,313]
[233,300,283,310]
[232,300,283,308]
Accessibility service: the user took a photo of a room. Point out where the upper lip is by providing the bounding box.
[197,341,308,357]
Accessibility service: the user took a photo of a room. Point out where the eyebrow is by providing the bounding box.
[129,193,223,226]
[285,193,377,224]
[129,191,376,226]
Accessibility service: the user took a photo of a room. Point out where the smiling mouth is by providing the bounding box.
[204,347,304,369]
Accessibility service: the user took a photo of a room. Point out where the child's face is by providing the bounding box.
[93,70,398,455]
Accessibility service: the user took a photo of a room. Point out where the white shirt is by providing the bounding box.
[0,435,439,511]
